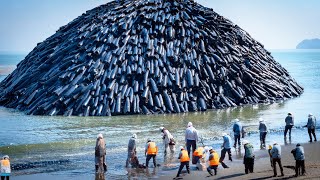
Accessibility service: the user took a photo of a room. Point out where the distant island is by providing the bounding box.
[296,38,320,49]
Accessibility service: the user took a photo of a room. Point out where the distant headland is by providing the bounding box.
[296,38,320,49]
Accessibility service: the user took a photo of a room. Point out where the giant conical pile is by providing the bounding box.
[0,0,303,116]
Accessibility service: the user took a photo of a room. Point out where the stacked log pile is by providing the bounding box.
[0,0,303,116]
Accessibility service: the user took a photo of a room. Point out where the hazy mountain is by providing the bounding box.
[296,38,320,49]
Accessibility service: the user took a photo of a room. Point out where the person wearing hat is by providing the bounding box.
[219,133,232,168]
[0,155,10,180]
[185,122,199,157]
[306,113,317,142]
[176,146,190,178]
[258,118,268,148]
[126,134,137,168]
[207,148,220,176]
[284,112,294,138]
[243,140,255,174]
[160,127,175,156]
[270,142,284,177]
[233,119,242,148]
[145,139,158,168]
[95,133,107,173]
[291,143,305,176]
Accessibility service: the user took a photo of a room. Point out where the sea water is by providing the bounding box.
[0,50,319,178]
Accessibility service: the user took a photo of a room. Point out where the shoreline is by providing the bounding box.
[12,141,320,180]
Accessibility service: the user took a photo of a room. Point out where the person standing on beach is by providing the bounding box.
[233,119,242,148]
[291,143,305,176]
[95,133,107,173]
[219,133,232,168]
[126,134,137,168]
[207,148,220,176]
[243,140,255,174]
[176,146,190,178]
[145,139,158,168]
[160,127,175,155]
[258,118,268,148]
[0,155,10,180]
[185,122,199,157]
[284,113,294,139]
[270,142,284,177]
[306,113,317,142]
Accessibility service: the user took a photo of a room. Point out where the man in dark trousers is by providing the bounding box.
[284,113,294,139]
[219,133,232,168]
[306,113,317,142]
[270,142,284,177]
[233,119,242,148]
[145,139,158,168]
[243,140,255,174]
[291,143,306,176]
[175,146,190,178]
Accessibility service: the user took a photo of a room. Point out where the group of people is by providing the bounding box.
[94,112,317,178]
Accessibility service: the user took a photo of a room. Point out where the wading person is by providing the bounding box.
[185,122,199,157]
[175,146,190,178]
[291,143,305,176]
[207,148,220,176]
[126,134,137,168]
[306,113,317,142]
[0,155,10,180]
[243,140,255,174]
[233,119,242,148]
[270,142,284,177]
[258,118,268,148]
[145,139,158,168]
[160,127,175,155]
[219,133,232,168]
[284,113,294,139]
[95,133,107,173]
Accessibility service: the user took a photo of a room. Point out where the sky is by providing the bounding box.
[0,0,319,53]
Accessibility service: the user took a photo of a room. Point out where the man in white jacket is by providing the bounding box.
[185,122,199,157]
[160,127,175,156]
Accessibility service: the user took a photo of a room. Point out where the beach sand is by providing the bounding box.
[12,141,320,180]
[158,141,320,180]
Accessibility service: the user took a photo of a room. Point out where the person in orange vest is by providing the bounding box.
[176,146,190,178]
[145,139,158,168]
[0,155,11,180]
[207,148,220,176]
[192,146,204,164]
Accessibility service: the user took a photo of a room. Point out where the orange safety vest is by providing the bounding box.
[209,152,220,166]
[147,142,158,155]
[180,150,190,162]
[193,147,204,157]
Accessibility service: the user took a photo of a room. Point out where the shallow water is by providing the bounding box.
[0,50,319,178]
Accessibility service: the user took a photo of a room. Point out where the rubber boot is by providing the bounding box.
[95,165,99,172]
[103,163,107,172]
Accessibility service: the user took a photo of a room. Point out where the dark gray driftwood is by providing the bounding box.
[0,0,303,116]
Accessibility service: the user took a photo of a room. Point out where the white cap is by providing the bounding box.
[234,119,239,122]
[188,122,193,127]
[309,113,313,117]
[259,118,264,122]
[132,134,137,139]
[159,127,164,131]
[273,141,278,145]
[97,133,103,139]
[180,146,185,150]
[3,155,9,159]
[204,146,209,152]
[222,133,227,136]
[243,140,249,145]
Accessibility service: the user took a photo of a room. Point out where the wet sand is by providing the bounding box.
[12,141,320,180]
[159,141,320,180]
